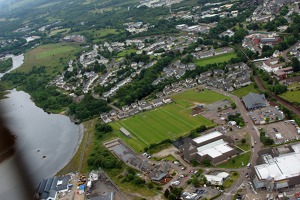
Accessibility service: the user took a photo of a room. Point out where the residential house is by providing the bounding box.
[109,109,117,117]
[131,102,138,109]
[139,103,152,110]
[162,98,172,104]
[163,88,173,96]
[152,99,163,107]
[138,100,147,106]
[122,105,130,112]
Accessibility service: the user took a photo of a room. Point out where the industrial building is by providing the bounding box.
[182,131,238,165]
[252,143,300,191]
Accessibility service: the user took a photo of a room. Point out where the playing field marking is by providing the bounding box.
[118,121,150,146]
[161,107,195,128]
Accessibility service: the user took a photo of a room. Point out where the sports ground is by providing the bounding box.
[111,89,231,152]
[194,52,237,66]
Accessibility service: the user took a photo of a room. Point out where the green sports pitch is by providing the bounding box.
[111,89,230,152]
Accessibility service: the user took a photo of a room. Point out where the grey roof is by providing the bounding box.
[48,190,57,199]
[37,175,71,199]
[242,92,266,110]
[120,127,131,136]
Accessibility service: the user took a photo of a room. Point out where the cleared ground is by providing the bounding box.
[231,83,261,98]
[194,52,237,66]
[111,90,230,152]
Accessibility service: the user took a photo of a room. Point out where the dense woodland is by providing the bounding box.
[0,57,12,73]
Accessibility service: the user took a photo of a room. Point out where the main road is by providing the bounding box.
[207,87,263,200]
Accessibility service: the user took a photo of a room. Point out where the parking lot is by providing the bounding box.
[248,106,285,125]
[258,121,300,144]
[206,99,232,112]
[183,184,220,200]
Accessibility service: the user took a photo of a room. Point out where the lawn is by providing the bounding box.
[217,152,251,169]
[111,89,230,152]
[116,48,136,57]
[280,82,300,103]
[223,172,240,188]
[231,83,261,98]
[194,52,237,66]
[16,43,80,75]
[93,28,119,42]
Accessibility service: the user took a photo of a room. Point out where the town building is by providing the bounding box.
[242,92,267,110]
[205,172,230,185]
[36,175,72,200]
[182,131,238,165]
[252,143,300,191]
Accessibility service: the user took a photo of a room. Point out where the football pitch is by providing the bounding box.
[111,89,229,152]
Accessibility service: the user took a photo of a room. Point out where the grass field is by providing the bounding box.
[172,89,232,107]
[49,28,70,36]
[279,82,300,103]
[93,28,119,42]
[111,89,230,152]
[231,83,261,98]
[194,52,237,66]
[280,90,300,103]
[16,43,80,75]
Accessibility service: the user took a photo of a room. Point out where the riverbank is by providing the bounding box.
[56,119,95,175]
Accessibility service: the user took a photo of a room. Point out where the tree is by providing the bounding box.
[231,102,237,109]
[168,194,176,200]
[202,158,211,166]
[191,176,200,187]
[241,138,246,144]
[164,189,170,198]
[196,125,207,133]
[292,57,300,72]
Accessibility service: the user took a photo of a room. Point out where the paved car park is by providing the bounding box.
[248,106,285,125]
[258,121,300,144]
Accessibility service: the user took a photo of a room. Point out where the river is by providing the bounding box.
[0,55,83,199]
[0,54,24,78]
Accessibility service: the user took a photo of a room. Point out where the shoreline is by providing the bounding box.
[55,123,84,176]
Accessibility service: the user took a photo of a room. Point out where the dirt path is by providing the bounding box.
[77,120,94,172]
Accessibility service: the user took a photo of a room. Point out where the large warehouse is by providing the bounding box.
[252,143,300,191]
[182,131,238,165]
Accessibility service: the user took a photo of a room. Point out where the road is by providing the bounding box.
[207,87,263,200]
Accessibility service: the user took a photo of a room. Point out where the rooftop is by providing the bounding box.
[197,139,233,158]
[255,143,300,181]
[193,131,222,144]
